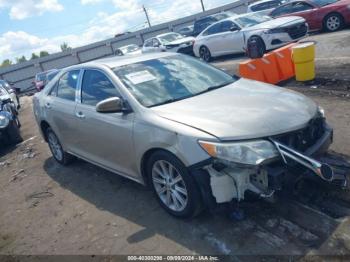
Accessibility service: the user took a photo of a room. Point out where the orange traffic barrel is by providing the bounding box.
[239,60,265,82]
[273,43,296,81]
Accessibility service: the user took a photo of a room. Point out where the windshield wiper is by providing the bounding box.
[149,95,193,107]
[196,81,234,95]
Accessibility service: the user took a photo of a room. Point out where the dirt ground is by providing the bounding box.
[1,31,350,257]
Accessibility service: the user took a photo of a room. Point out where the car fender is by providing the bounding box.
[132,114,215,181]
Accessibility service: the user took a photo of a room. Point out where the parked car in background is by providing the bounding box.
[193,13,307,61]
[176,25,194,36]
[192,11,237,36]
[0,88,22,145]
[34,69,59,91]
[269,0,350,31]
[247,0,285,15]
[114,44,142,56]
[33,53,336,218]
[142,32,195,55]
[0,80,20,109]
[46,69,60,83]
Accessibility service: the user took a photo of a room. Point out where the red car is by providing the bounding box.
[269,0,350,31]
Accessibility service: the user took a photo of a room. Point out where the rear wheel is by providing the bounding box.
[46,127,74,165]
[323,13,344,32]
[147,151,203,218]
[199,46,212,62]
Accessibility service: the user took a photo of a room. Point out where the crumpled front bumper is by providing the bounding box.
[191,121,347,207]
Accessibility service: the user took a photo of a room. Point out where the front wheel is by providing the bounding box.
[6,120,22,145]
[199,46,212,62]
[323,13,344,32]
[147,151,203,218]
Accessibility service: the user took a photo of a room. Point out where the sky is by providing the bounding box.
[0,0,232,63]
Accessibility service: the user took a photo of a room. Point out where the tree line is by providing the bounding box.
[0,42,72,68]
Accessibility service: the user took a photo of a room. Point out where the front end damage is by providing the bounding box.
[194,115,349,206]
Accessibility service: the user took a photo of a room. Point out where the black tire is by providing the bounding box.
[46,127,74,165]
[199,46,212,62]
[248,36,266,58]
[323,13,344,32]
[146,150,203,218]
[6,120,23,145]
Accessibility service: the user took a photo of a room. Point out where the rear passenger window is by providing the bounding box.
[81,70,120,106]
[57,70,79,101]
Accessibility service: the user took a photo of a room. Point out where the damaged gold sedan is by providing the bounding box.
[33,53,347,218]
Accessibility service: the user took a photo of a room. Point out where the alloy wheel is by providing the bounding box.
[200,47,210,62]
[152,160,188,212]
[326,15,341,31]
[48,132,63,161]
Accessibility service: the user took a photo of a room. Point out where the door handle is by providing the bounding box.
[75,111,85,119]
[45,102,51,109]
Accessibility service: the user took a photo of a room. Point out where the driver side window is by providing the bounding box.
[81,70,120,106]
[292,2,313,12]
[221,21,238,32]
[152,38,160,47]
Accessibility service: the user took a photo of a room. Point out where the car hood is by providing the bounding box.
[166,36,195,45]
[0,94,11,101]
[244,16,306,31]
[151,79,317,141]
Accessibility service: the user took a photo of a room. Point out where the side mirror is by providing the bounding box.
[96,97,123,113]
[230,26,239,32]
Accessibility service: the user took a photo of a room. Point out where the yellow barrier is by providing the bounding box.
[292,42,316,82]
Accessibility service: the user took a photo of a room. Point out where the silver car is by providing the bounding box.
[33,53,339,218]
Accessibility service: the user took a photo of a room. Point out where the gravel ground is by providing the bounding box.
[0,30,350,257]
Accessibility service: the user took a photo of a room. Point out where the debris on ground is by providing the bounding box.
[0,160,11,167]
[9,169,26,182]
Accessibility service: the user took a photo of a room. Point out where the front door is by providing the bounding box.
[73,69,136,177]
[218,21,245,54]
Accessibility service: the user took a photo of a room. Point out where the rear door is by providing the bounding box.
[74,69,136,177]
[44,70,80,153]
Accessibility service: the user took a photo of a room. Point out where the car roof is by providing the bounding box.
[72,52,177,70]
[156,32,180,38]
[206,12,258,25]
[196,12,231,21]
[249,0,280,6]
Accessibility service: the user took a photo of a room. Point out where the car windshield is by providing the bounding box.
[234,14,272,28]
[121,45,139,53]
[114,55,236,107]
[36,73,47,81]
[158,33,183,44]
[47,71,59,81]
[311,0,338,6]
